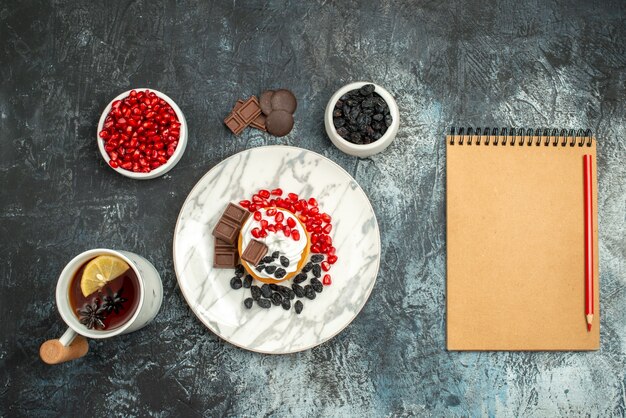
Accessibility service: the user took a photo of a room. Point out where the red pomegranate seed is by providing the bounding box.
[322,274,332,285]
[253,211,262,221]
[267,224,276,233]
[283,226,291,237]
[292,230,300,241]
[258,229,268,238]
[109,159,119,168]
[252,194,262,203]
[251,228,261,238]
[321,261,330,272]
[300,208,309,216]
[325,235,333,245]
[306,224,315,233]
[271,188,283,196]
[275,223,283,231]
[314,226,322,234]
[323,224,332,234]
[328,246,336,255]
[266,208,276,216]
[311,244,321,253]
[308,197,318,206]
[287,217,296,228]
[259,189,270,198]
[239,200,251,208]
[275,212,284,222]
[248,204,258,212]
[328,255,338,264]
[321,213,331,223]
[260,220,268,229]
[309,206,319,215]
[311,233,319,244]
[298,215,308,223]
[287,193,298,201]
[298,199,308,209]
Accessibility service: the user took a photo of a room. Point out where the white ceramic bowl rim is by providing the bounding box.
[96,88,187,179]
[55,248,145,339]
[325,81,400,150]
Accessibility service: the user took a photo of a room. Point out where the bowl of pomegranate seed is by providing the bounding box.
[325,82,399,158]
[97,88,188,179]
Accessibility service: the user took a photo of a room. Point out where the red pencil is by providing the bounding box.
[583,155,594,332]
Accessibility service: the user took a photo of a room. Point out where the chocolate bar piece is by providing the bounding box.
[223,203,249,225]
[212,217,240,245]
[235,100,266,131]
[215,237,233,250]
[235,96,262,124]
[214,248,239,268]
[241,239,268,266]
[250,113,266,131]
[224,112,247,135]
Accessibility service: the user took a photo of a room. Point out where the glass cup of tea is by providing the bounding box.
[40,248,163,364]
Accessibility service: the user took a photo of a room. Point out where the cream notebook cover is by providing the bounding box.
[446,128,599,350]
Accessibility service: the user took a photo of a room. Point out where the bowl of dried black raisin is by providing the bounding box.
[325,82,399,157]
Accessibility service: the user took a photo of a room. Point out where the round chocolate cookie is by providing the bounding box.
[265,110,294,137]
[270,89,297,113]
[259,90,274,116]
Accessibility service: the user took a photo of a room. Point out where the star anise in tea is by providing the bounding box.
[102,288,127,315]
[78,302,106,330]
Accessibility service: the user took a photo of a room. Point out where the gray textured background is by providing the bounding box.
[1,0,625,416]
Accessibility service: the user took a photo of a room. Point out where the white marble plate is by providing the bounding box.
[173,146,380,354]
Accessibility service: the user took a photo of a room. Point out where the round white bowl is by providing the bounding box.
[324,82,399,158]
[97,88,188,180]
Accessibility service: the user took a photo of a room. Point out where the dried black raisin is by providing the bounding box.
[251,285,261,300]
[274,268,286,279]
[359,84,375,95]
[302,262,313,273]
[281,298,291,310]
[243,275,252,288]
[257,299,271,309]
[256,264,265,272]
[230,277,242,290]
[265,265,277,274]
[234,264,244,278]
[333,118,345,128]
[311,254,324,263]
[272,251,280,259]
[271,292,283,306]
[292,284,305,298]
[269,284,280,291]
[262,256,273,264]
[294,273,307,284]
[310,278,323,293]
[294,300,303,314]
[280,256,289,268]
[244,298,253,309]
[261,284,272,298]
[304,285,316,300]
[312,264,321,278]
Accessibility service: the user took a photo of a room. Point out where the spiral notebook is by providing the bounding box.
[446,128,600,351]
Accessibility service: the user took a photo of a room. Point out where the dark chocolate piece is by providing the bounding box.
[270,89,297,113]
[212,217,240,245]
[265,110,294,137]
[214,249,238,268]
[259,90,274,116]
[241,239,268,266]
[223,203,249,225]
[235,96,262,124]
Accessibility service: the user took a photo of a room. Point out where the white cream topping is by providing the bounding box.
[240,208,306,279]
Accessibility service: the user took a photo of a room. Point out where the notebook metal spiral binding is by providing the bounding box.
[448,127,593,147]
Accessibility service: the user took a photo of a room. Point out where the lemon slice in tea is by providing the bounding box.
[81,255,130,297]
